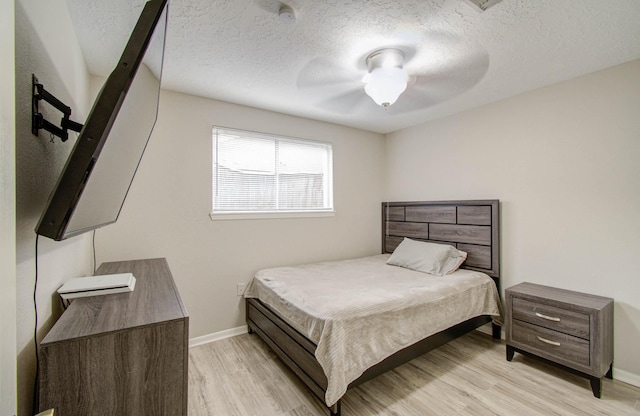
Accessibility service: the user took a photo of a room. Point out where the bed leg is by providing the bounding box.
[491,322,501,339]
[329,400,341,416]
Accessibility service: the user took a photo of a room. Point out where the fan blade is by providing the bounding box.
[253,0,286,14]
[396,44,490,112]
[297,57,363,90]
[314,88,371,114]
[420,53,488,96]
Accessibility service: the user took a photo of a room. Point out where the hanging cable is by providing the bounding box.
[384,105,391,250]
[33,233,40,413]
[92,230,97,274]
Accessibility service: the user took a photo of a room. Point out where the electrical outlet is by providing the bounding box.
[236,283,247,296]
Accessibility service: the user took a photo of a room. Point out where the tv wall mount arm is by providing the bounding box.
[32,74,84,143]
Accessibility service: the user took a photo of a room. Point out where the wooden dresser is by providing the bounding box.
[39,258,189,415]
[505,282,613,398]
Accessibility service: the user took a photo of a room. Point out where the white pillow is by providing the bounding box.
[386,238,467,276]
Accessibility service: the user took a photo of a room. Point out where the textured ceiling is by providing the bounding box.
[66,0,640,133]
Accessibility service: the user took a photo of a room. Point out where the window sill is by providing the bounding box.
[209,210,335,221]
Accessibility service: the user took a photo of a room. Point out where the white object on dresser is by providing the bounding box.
[57,272,135,299]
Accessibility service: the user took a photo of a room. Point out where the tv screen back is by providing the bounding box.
[36,0,168,241]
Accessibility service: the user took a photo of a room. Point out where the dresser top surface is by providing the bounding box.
[506,282,613,310]
[42,258,188,344]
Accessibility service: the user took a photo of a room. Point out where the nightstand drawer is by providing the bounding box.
[512,320,590,367]
[512,297,590,339]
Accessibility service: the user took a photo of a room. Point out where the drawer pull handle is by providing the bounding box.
[535,312,560,322]
[537,336,561,346]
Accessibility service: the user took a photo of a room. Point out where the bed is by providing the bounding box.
[245,200,502,415]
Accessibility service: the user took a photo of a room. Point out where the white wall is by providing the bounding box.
[96,88,386,338]
[386,59,640,384]
[1,0,17,413]
[14,0,93,414]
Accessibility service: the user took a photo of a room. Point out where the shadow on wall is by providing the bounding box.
[614,302,640,378]
[15,2,90,416]
[16,293,65,415]
[14,1,86,262]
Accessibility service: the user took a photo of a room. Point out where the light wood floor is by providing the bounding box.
[189,331,640,415]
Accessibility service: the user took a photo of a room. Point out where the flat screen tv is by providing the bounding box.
[36,0,169,241]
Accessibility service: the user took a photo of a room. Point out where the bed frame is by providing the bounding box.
[246,200,501,415]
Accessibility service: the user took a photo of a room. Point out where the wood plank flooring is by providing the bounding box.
[189,330,640,415]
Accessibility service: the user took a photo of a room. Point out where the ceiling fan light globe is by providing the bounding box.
[364,67,408,107]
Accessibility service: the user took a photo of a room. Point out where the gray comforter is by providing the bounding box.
[244,254,502,406]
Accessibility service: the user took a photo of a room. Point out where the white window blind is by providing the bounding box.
[212,127,333,217]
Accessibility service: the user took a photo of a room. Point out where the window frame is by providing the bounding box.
[210,126,335,220]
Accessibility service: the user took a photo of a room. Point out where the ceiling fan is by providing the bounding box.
[296,37,490,115]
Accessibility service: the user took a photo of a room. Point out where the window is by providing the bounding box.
[211,127,333,219]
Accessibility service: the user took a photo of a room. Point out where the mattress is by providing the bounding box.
[244,254,502,406]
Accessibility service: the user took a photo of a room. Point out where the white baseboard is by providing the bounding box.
[613,368,640,388]
[189,325,248,348]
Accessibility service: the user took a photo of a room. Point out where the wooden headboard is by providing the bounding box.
[382,200,500,279]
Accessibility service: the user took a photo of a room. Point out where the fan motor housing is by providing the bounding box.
[366,49,405,72]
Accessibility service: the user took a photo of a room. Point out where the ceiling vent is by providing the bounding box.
[463,0,503,12]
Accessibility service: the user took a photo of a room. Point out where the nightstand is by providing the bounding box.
[505,282,613,398]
